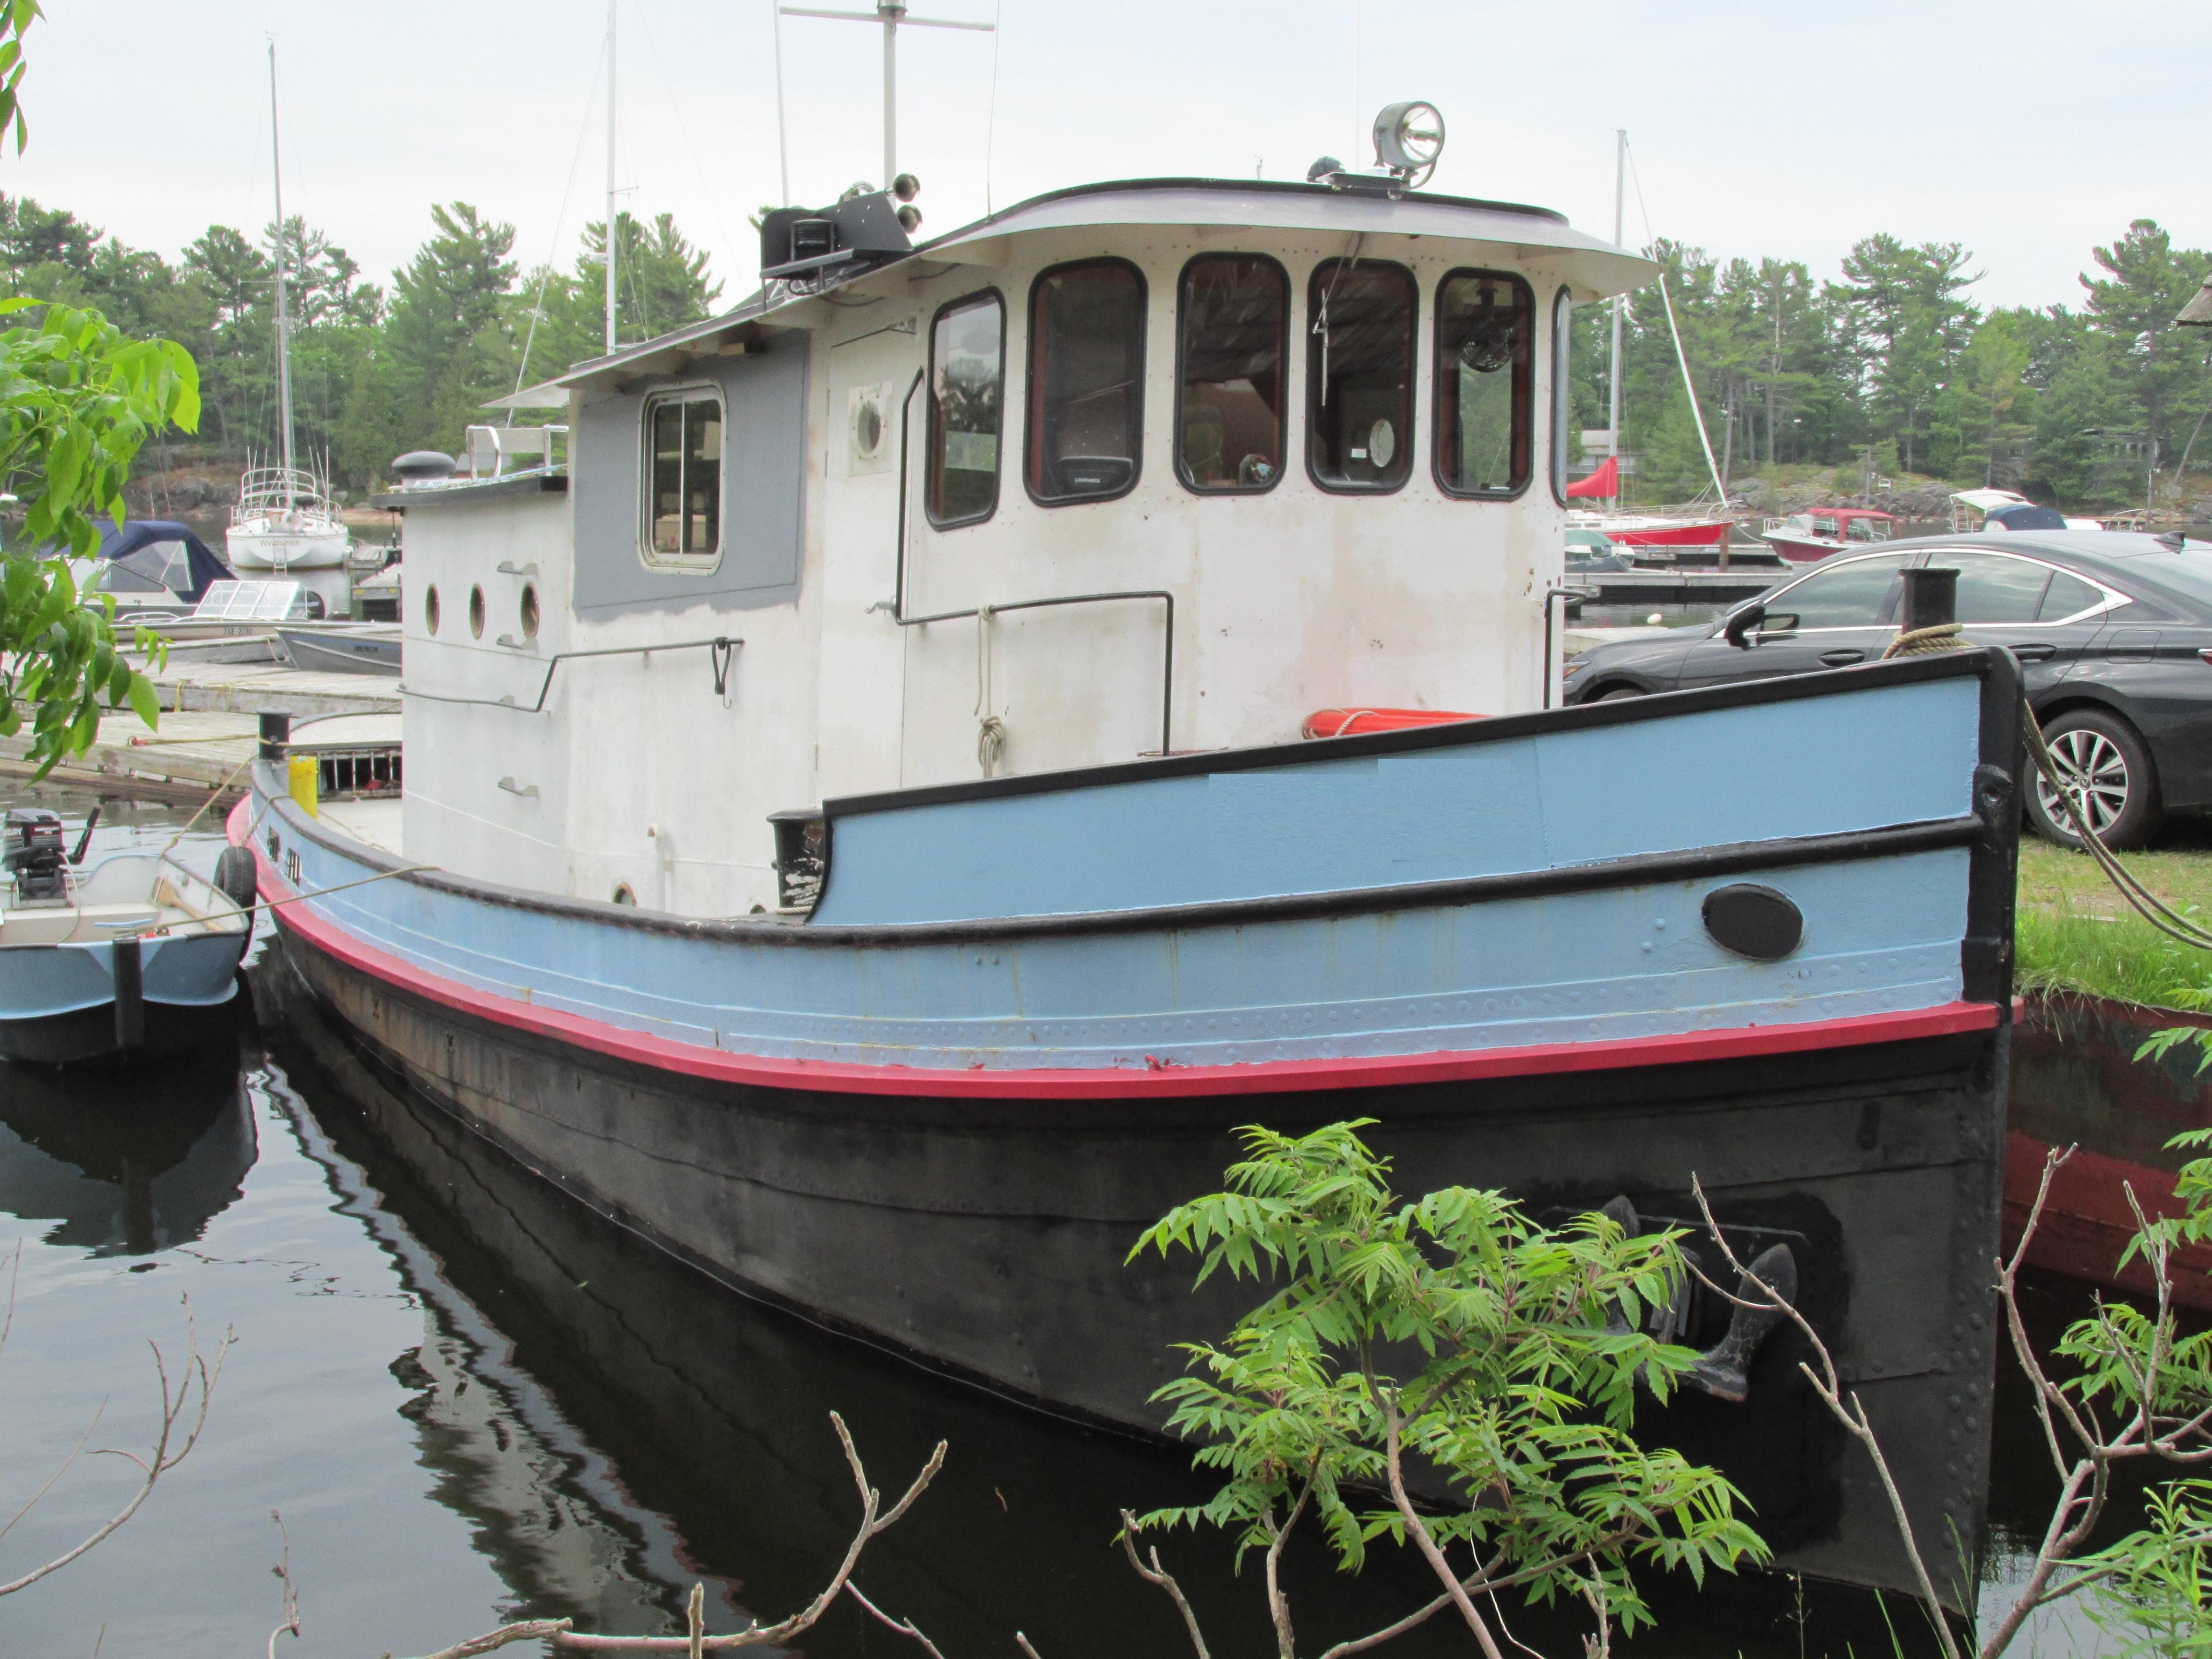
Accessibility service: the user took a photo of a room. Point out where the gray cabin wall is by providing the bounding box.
[571,332,809,616]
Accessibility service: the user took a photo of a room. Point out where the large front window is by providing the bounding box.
[1177,254,1287,493]
[643,390,722,565]
[926,290,1005,529]
[1434,270,1532,498]
[1026,259,1146,505]
[1307,259,1414,492]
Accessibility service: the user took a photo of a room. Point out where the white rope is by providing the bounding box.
[974,605,1003,777]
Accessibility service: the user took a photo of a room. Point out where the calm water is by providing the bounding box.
[0,789,2171,1657]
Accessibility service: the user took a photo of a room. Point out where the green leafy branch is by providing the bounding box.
[0,297,197,775]
[1122,1121,1765,1659]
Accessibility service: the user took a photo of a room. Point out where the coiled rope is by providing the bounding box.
[1882,626,2212,950]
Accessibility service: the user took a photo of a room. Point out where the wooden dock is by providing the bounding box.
[0,660,397,804]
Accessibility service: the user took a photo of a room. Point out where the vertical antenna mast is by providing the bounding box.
[268,40,296,506]
[779,0,992,190]
[881,0,900,192]
[605,0,618,353]
[1608,127,1624,507]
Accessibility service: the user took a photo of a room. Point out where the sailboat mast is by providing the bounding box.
[268,42,296,505]
[1608,127,1624,508]
[604,0,618,353]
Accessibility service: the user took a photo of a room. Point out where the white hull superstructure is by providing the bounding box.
[227,464,350,570]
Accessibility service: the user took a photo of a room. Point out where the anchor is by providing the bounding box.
[1595,1195,1799,1404]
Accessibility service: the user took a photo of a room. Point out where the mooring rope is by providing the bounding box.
[1882,627,2212,950]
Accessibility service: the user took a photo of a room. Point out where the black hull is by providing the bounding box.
[271,918,2007,1610]
[0,985,242,1067]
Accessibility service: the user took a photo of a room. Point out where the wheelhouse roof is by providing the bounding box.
[547,176,1656,395]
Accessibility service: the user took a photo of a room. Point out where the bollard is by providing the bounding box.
[259,709,293,761]
[1902,567,1959,634]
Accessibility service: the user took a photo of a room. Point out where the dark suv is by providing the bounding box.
[1562,531,2212,848]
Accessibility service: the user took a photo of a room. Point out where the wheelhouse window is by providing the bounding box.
[1434,270,1533,498]
[926,290,1005,529]
[643,389,722,565]
[1549,287,1572,505]
[1026,259,1145,505]
[1177,254,1287,493]
[1307,259,1414,492]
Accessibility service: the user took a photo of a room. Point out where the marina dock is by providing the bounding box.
[0,658,396,803]
[1571,568,1781,607]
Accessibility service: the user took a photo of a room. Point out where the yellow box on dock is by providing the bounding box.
[287,755,319,817]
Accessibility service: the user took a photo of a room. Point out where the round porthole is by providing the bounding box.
[424,584,441,635]
[853,397,884,459]
[1368,418,1397,469]
[468,584,486,639]
[520,583,540,639]
[1701,884,1804,961]
[612,883,637,906]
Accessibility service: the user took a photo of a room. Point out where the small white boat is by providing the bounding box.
[0,810,254,1064]
[226,464,352,570]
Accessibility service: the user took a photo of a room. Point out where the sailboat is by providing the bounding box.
[1562,131,1736,558]
[226,43,350,574]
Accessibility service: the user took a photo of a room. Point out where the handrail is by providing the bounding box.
[880,366,1175,757]
[402,634,743,713]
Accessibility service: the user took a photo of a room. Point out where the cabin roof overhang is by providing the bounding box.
[553,176,1657,395]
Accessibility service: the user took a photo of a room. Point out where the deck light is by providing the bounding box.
[1372,100,1444,185]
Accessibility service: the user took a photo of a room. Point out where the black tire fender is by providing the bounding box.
[214,843,259,913]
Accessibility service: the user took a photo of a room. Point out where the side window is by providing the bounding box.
[2039,570,2108,622]
[1307,259,1415,492]
[1769,552,1914,629]
[1944,550,2054,624]
[643,389,722,566]
[1433,269,1533,498]
[926,291,1005,529]
[1025,259,1145,505]
[1548,286,1571,505]
[1177,254,1287,493]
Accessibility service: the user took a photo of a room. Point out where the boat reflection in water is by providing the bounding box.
[253,960,1950,1659]
[0,1037,255,1255]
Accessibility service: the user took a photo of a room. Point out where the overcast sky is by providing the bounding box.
[8,0,2204,314]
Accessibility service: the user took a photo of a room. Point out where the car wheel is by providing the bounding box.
[2027,709,2163,850]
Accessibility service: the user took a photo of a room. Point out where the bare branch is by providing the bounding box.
[267,1509,300,1659]
[552,1414,940,1652]
[1119,1512,1212,1659]
[397,1621,575,1659]
[1688,1177,1965,1659]
[0,1302,233,1599]
[845,1582,948,1659]
[1379,1386,1508,1659]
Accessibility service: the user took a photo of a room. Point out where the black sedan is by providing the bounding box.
[1561,531,2212,848]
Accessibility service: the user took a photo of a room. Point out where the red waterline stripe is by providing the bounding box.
[230,796,2001,1101]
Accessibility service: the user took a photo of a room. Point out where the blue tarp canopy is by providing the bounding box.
[1985,503,2070,533]
[91,520,233,602]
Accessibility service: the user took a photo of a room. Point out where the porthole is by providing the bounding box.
[469,584,486,639]
[520,583,540,639]
[612,883,637,906]
[424,584,441,635]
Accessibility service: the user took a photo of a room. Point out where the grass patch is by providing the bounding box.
[2016,836,2212,1009]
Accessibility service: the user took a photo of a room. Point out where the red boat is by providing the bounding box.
[1761,508,1899,564]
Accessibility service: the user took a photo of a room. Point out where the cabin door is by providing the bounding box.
[813,327,921,799]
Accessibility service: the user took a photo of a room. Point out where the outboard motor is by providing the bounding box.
[4,808,68,904]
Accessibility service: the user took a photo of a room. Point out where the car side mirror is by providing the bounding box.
[1724,603,1765,649]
